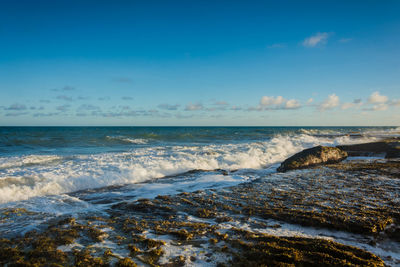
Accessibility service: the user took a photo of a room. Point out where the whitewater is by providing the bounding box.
[0,126,391,204]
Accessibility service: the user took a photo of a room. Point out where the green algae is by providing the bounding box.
[196,208,217,218]
[170,229,194,240]
[216,216,233,223]
[87,226,106,242]
[116,257,138,267]
[128,244,141,256]
[2,208,36,217]
[74,249,108,267]
[131,234,166,249]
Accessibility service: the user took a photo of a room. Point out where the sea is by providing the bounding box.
[0,126,398,236]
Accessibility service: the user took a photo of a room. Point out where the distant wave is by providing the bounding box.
[0,155,63,170]
[361,127,400,137]
[106,136,148,144]
[299,127,400,138]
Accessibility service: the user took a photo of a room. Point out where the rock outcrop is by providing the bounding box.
[277,146,347,172]
[337,140,400,158]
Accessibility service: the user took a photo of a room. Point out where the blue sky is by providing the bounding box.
[0,0,399,126]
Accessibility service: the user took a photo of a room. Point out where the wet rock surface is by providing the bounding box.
[337,139,400,158]
[1,159,399,266]
[277,145,348,172]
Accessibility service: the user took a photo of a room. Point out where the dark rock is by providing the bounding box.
[337,140,400,158]
[277,146,347,172]
[385,146,400,159]
[337,142,389,157]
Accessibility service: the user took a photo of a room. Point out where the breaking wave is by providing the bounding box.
[0,132,379,203]
[106,136,149,144]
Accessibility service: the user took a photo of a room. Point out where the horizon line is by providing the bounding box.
[0,125,397,128]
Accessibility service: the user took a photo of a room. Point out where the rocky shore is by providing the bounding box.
[1,140,399,266]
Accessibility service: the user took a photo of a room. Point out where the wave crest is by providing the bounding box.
[106,136,148,144]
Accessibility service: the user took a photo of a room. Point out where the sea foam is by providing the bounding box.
[0,133,377,203]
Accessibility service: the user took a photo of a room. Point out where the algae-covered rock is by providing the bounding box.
[277,146,347,172]
[116,257,137,267]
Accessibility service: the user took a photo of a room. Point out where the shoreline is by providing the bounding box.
[1,140,399,266]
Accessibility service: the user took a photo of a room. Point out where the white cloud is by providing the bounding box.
[372,103,388,111]
[185,103,204,111]
[302,32,330,47]
[306,98,313,104]
[368,91,388,104]
[260,96,285,106]
[285,99,301,109]
[257,96,301,110]
[319,94,339,110]
[358,92,396,111]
